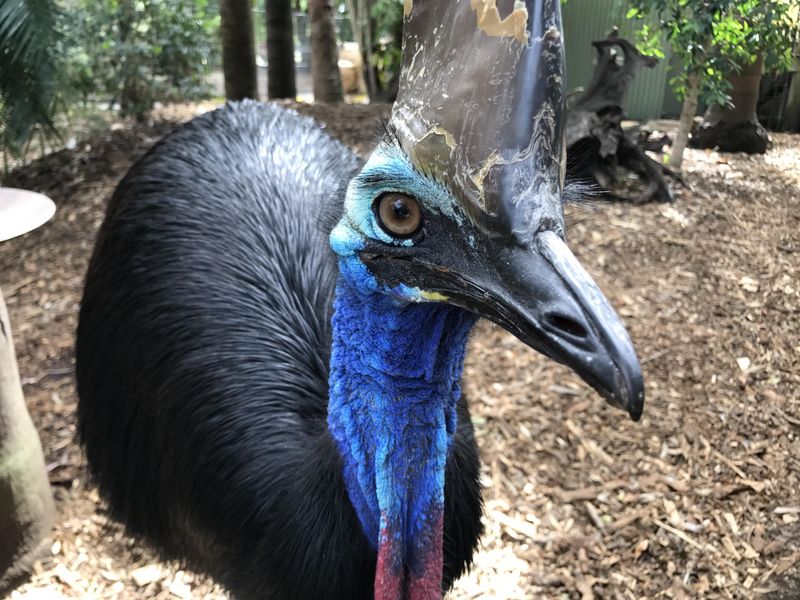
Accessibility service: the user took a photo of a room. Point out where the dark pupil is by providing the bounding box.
[392,199,410,220]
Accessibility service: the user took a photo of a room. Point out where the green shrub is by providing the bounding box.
[0,0,60,158]
[59,0,219,121]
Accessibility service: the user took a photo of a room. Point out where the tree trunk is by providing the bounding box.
[0,287,55,595]
[345,0,379,100]
[266,0,297,100]
[668,71,702,171]
[361,3,379,102]
[309,0,343,103]
[691,55,769,154]
[219,0,258,101]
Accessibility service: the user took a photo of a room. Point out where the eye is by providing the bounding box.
[374,193,423,239]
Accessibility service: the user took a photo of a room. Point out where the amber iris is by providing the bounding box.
[375,193,422,238]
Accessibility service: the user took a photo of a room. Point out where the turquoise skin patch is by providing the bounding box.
[329,142,465,302]
[331,143,462,250]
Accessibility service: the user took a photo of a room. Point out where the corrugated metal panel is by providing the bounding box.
[562,0,617,96]
[562,0,672,120]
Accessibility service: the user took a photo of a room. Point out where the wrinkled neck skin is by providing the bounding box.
[328,258,477,600]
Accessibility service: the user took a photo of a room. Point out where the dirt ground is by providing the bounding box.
[1,101,799,600]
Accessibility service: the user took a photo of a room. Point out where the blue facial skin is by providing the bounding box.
[327,144,478,576]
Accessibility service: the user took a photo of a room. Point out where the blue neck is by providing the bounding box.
[327,261,476,591]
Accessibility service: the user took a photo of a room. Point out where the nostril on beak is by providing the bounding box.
[542,312,590,342]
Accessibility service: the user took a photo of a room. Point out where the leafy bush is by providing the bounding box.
[59,0,219,121]
[627,0,800,106]
[714,0,799,74]
[0,0,60,157]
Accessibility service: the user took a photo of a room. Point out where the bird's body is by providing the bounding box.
[77,3,645,598]
[76,102,482,600]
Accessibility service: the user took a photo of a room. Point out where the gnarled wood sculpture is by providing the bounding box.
[566,29,679,203]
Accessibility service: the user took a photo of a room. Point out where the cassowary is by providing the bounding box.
[76,1,644,599]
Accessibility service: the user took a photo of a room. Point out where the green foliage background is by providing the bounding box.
[59,0,219,120]
[370,0,403,97]
[0,0,60,157]
[4,0,798,162]
[0,0,218,161]
[625,0,799,106]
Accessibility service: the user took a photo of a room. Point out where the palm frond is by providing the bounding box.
[0,0,60,157]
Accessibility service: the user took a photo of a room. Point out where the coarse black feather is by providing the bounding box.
[75,101,483,600]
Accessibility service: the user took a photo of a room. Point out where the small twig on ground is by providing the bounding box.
[712,449,748,480]
[583,502,606,531]
[654,519,718,555]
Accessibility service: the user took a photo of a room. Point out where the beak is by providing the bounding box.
[432,231,644,420]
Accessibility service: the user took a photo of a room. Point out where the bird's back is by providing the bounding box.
[76,102,367,592]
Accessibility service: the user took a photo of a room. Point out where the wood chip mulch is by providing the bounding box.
[1,102,798,600]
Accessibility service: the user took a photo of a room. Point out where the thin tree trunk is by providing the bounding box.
[266,0,297,100]
[668,71,702,171]
[345,0,378,100]
[361,0,379,101]
[309,0,343,103]
[0,287,55,595]
[219,0,258,101]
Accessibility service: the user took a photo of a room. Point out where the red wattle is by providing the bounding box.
[408,513,444,600]
[375,529,403,600]
[374,513,445,600]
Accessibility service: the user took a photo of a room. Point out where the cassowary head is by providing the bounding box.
[328,1,644,597]
[332,0,643,416]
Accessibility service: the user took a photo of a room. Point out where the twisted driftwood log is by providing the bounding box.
[566,29,680,203]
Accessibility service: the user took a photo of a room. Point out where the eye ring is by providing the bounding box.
[374,193,424,239]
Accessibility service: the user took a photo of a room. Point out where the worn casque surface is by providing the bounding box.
[392,0,565,232]
[1,102,799,599]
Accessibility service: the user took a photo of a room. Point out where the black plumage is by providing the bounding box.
[76,101,483,599]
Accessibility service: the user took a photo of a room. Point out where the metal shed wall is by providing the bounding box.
[561,0,678,120]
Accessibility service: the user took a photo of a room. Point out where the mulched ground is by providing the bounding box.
[1,101,799,600]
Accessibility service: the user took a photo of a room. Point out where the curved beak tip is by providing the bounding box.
[622,387,644,421]
[630,398,644,422]
[627,383,645,422]
[590,338,645,422]
[611,372,645,422]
